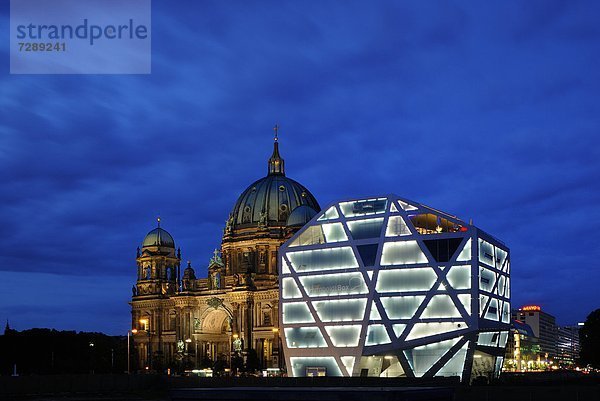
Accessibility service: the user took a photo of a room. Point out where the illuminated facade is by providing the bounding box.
[512,306,557,360]
[279,196,510,382]
[130,134,320,372]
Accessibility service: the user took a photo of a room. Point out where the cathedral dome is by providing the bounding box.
[229,136,320,228]
[287,205,318,227]
[142,220,175,248]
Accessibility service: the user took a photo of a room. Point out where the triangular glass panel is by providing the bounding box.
[341,356,355,376]
[390,202,400,213]
[456,239,472,262]
[385,215,411,237]
[318,206,339,221]
[357,244,379,267]
[281,257,291,274]
[495,247,507,270]
[479,295,489,317]
[324,325,362,347]
[369,302,382,320]
[282,277,302,299]
[499,331,509,347]
[436,342,468,378]
[399,200,418,211]
[420,295,462,319]
[423,238,463,263]
[501,301,510,323]
[403,338,460,377]
[366,324,391,346]
[497,275,506,297]
[348,218,384,240]
[392,324,407,338]
[458,294,471,315]
[405,322,465,341]
[367,271,373,280]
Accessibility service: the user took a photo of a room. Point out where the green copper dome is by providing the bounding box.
[142,222,175,248]
[229,137,320,228]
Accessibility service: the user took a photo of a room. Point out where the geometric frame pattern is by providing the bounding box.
[279,195,510,382]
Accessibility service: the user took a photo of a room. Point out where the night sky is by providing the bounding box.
[1,1,599,335]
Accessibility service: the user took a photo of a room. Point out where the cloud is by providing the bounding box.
[1,1,599,332]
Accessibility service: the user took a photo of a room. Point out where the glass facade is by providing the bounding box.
[279,195,510,382]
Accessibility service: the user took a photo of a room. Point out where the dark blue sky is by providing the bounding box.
[1,1,599,335]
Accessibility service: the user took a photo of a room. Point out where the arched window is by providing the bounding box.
[145,266,151,280]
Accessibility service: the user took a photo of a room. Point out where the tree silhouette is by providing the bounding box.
[579,308,600,368]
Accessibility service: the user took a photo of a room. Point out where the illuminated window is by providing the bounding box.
[299,273,368,297]
[420,295,461,319]
[456,239,472,262]
[406,322,465,341]
[385,215,411,237]
[478,239,495,266]
[446,265,471,290]
[366,324,390,346]
[437,343,468,378]
[288,247,358,272]
[381,241,428,265]
[313,299,367,322]
[376,268,437,293]
[408,214,464,235]
[347,218,384,240]
[288,225,325,247]
[325,325,362,347]
[285,327,327,348]
[398,200,418,211]
[381,296,425,319]
[479,267,496,292]
[322,223,348,243]
[289,357,342,377]
[282,303,315,324]
[339,198,387,217]
[317,206,339,221]
[404,338,460,377]
[282,277,303,299]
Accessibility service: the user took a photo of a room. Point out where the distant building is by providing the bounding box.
[512,306,557,360]
[279,195,510,382]
[556,324,581,367]
[503,319,540,371]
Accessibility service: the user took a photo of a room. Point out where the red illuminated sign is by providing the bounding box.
[520,305,541,311]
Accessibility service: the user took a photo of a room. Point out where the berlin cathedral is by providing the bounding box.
[130,132,320,373]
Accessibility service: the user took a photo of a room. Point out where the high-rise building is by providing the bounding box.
[278,195,511,382]
[130,135,320,372]
[512,306,557,360]
[556,324,581,367]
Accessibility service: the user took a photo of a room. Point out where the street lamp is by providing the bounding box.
[128,328,138,374]
[272,328,280,371]
[139,319,151,370]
